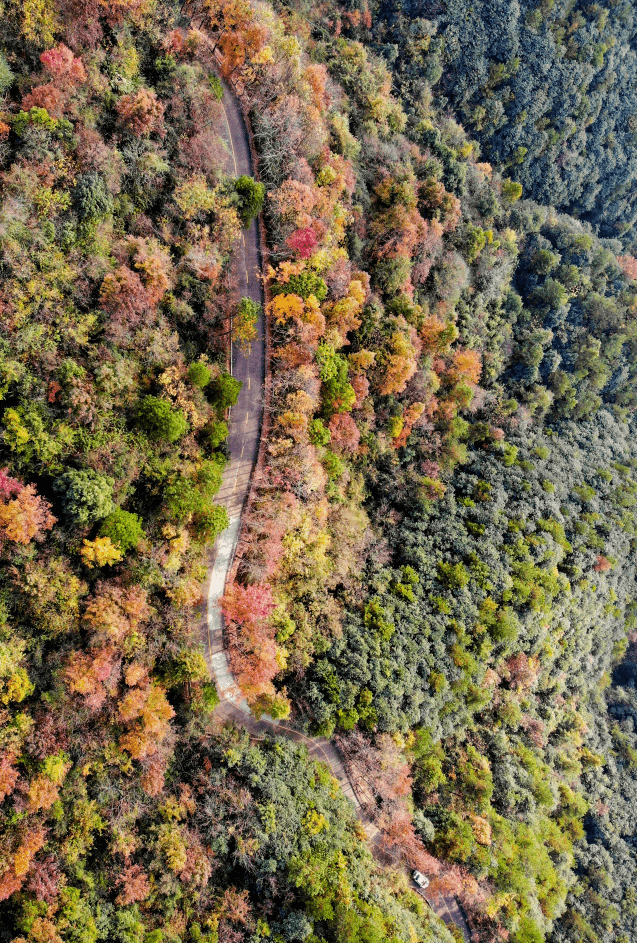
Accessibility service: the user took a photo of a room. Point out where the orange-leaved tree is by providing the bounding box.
[0,484,56,545]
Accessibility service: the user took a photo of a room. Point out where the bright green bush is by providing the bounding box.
[186,362,213,389]
[308,418,331,446]
[164,477,203,520]
[209,373,242,411]
[271,270,328,302]
[193,504,228,541]
[99,509,145,552]
[203,420,229,448]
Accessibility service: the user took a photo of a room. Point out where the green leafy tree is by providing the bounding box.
[513,917,544,943]
[138,396,189,443]
[234,175,265,226]
[186,362,212,389]
[99,509,145,552]
[271,270,328,302]
[502,179,523,203]
[73,173,113,221]
[0,54,13,94]
[193,504,228,541]
[164,477,203,521]
[54,469,115,525]
[203,420,229,449]
[309,418,331,446]
[209,373,242,412]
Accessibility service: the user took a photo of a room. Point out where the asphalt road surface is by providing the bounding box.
[213,82,264,522]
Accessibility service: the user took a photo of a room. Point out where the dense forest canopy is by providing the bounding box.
[370,0,637,247]
[1,1,637,943]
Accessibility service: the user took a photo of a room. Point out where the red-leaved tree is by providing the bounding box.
[117,88,165,138]
[221,582,279,702]
[40,44,87,84]
[285,227,318,259]
[328,413,360,453]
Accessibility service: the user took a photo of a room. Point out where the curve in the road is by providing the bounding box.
[201,75,471,943]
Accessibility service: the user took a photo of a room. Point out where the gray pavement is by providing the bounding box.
[214,80,264,521]
[423,891,472,940]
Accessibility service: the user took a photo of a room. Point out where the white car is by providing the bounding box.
[412,870,429,889]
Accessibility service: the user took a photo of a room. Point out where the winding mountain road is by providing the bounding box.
[202,75,263,711]
[202,80,379,819]
[200,76,471,943]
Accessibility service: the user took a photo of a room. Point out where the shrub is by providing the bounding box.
[437,561,470,589]
[138,396,189,443]
[54,469,115,525]
[12,106,57,136]
[174,175,217,219]
[0,54,13,95]
[164,477,203,520]
[200,682,220,712]
[253,692,291,720]
[271,270,327,302]
[501,443,519,467]
[502,179,523,203]
[99,509,145,552]
[195,459,224,497]
[388,416,404,439]
[308,418,331,446]
[512,917,544,943]
[322,451,345,480]
[208,74,223,101]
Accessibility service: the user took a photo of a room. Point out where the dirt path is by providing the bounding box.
[201,77,470,943]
